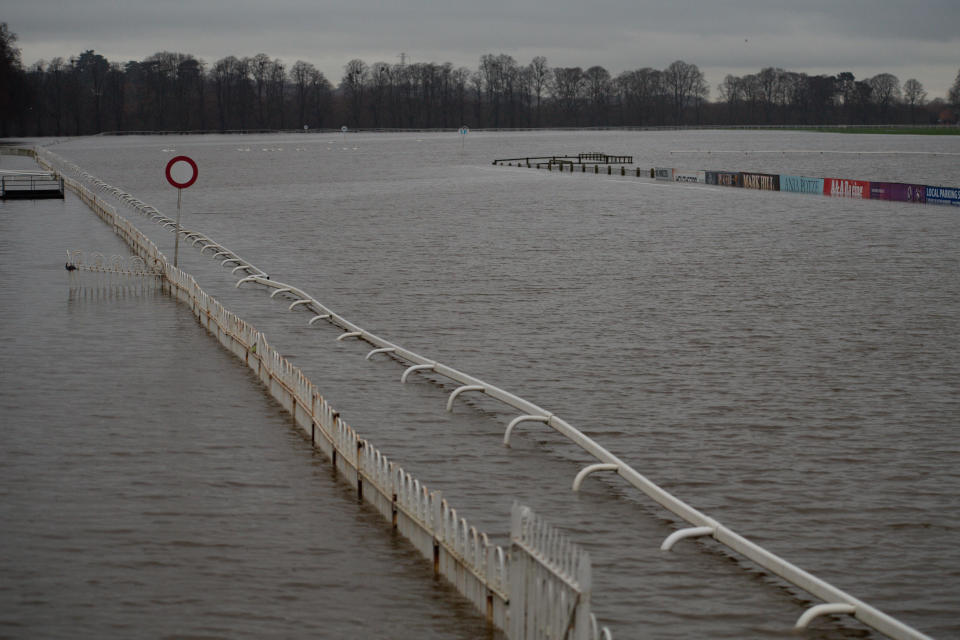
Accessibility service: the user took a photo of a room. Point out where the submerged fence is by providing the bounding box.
[509,156,958,207]
[0,170,64,200]
[29,147,610,640]
[34,145,939,640]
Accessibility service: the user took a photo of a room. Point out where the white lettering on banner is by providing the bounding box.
[829,179,865,199]
[743,174,775,190]
[927,187,959,199]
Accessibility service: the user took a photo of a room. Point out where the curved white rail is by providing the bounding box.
[796,603,858,630]
[503,414,551,446]
[402,363,435,383]
[659,526,715,552]
[572,463,619,492]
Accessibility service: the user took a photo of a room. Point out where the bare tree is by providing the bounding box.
[551,67,584,125]
[527,56,551,126]
[949,68,960,109]
[367,61,392,127]
[477,54,519,127]
[664,60,705,125]
[902,78,926,124]
[267,59,285,129]
[718,74,744,122]
[452,66,470,126]
[290,60,315,127]
[250,53,272,127]
[868,73,900,122]
[584,65,612,125]
[0,22,22,136]
[45,57,66,135]
[341,58,368,127]
[210,55,239,130]
[310,68,332,128]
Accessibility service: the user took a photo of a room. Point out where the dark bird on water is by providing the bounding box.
[65,262,77,271]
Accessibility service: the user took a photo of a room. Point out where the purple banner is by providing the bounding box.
[870,182,926,203]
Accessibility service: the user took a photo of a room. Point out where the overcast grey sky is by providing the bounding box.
[7,0,959,98]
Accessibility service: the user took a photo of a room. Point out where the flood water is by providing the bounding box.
[2,130,958,639]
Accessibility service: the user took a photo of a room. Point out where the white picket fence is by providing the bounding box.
[32,147,609,640]
[511,504,608,640]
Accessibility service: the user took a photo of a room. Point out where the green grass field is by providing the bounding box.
[810,126,960,135]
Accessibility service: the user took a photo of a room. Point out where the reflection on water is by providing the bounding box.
[0,178,496,640]
[3,131,958,639]
[66,283,164,303]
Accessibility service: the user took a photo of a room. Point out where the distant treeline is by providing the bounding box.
[2,23,959,137]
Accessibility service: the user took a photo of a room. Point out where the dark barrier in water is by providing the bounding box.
[925,186,960,206]
[674,170,705,184]
[870,182,927,203]
[741,172,780,191]
[705,171,741,187]
[824,178,870,199]
[780,175,824,195]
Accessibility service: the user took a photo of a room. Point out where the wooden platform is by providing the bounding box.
[1,171,65,200]
[492,152,634,167]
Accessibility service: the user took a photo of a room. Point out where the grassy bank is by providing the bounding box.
[809,126,960,135]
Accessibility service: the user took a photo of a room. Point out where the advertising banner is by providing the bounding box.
[705,171,741,187]
[870,182,926,203]
[925,185,960,206]
[654,167,673,181]
[780,175,824,194]
[741,172,780,191]
[824,178,870,199]
[674,170,706,184]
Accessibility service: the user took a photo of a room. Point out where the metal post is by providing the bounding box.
[174,188,182,267]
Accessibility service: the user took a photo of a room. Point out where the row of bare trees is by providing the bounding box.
[1,23,958,137]
[7,49,334,136]
[716,68,949,125]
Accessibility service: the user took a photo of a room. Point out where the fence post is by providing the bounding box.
[509,503,594,640]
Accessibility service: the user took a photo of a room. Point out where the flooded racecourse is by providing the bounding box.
[1,129,958,639]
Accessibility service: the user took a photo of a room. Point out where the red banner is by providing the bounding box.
[824,178,870,199]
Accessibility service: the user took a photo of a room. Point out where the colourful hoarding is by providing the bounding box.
[741,172,780,191]
[780,175,824,194]
[706,171,741,187]
[870,182,926,203]
[925,185,960,206]
[824,178,870,199]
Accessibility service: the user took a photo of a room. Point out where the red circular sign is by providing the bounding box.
[165,155,198,189]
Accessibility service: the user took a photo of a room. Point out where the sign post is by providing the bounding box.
[164,155,198,267]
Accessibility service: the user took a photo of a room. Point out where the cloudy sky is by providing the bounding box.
[7,0,959,98]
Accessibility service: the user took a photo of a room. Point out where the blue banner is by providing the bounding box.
[780,175,824,194]
[925,185,960,206]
